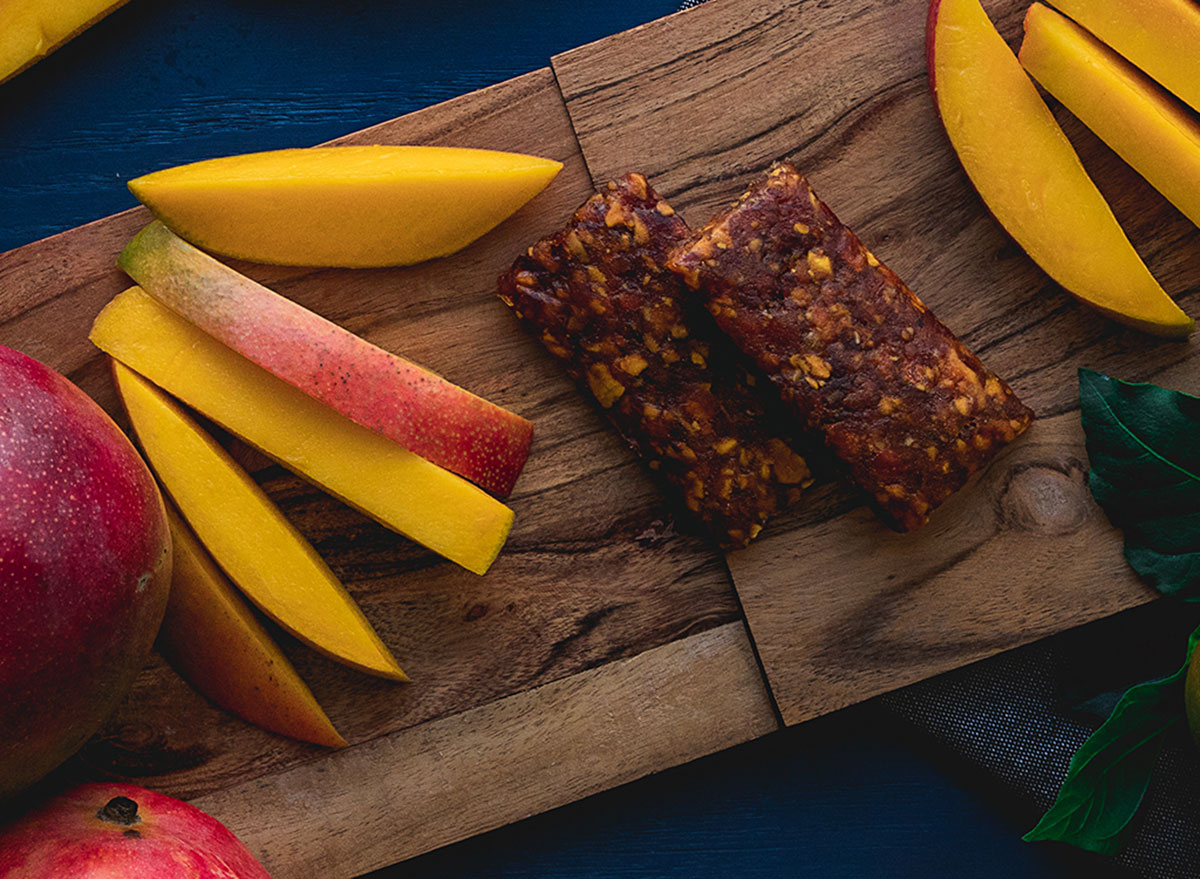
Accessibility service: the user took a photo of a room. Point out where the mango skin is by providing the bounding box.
[0,782,270,878]
[925,0,1193,337]
[127,146,564,267]
[0,346,171,801]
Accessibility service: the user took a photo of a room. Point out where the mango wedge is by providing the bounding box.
[92,288,514,575]
[1046,0,1200,113]
[161,506,347,748]
[926,0,1193,337]
[1,0,130,85]
[120,221,533,497]
[127,146,563,267]
[112,361,405,681]
[1021,4,1200,230]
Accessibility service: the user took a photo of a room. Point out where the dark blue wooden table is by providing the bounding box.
[0,2,1101,875]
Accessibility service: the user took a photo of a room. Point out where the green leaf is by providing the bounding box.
[1078,368,1200,599]
[1025,371,1200,854]
[1023,624,1200,854]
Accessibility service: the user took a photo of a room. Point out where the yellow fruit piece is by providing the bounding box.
[1020,4,1200,231]
[0,0,130,85]
[127,146,563,267]
[1186,643,1200,749]
[927,0,1193,337]
[161,506,347,748]
[112,361,405,681]
[1047,0,1200,113]
[92,287,514,575]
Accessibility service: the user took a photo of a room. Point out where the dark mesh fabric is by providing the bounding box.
[879,601,1200,878]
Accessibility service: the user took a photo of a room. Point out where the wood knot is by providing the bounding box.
[996,459,1092,535]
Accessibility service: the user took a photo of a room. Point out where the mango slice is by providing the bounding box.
[926,0,1193,337]
[120,221,533,497]
[1021,4,1200,232]
[92,288,514,575]
[1046,0,1200,113]
[161,506,347,748]
[127,146,563,267]
[111,360,405,680]
[0,0,130,85]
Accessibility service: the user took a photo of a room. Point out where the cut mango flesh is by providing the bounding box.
[0,0,130,84]
[93,288,514,575]
[112,361,405,681]
[161,506,347,748]
[120,221,534,498]
[1021,3,1200,231]
[127,146,564,267]
[927,0,1193,337]
[1046,0,1200,113]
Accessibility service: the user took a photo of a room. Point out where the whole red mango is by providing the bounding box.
[0,782,271,877]
[0,346,171,798]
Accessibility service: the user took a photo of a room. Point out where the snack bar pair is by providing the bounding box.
[498,166,1033,548]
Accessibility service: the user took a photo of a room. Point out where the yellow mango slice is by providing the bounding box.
[1046,0,1200,113]
[127,146,563,267]
[161,506,347,748]
[92,287,514,575]
[112,361,405,681]
[926,0,1193,337]
[1021,4,1200,231]
[0,0,130,85]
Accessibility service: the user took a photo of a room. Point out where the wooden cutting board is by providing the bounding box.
[0,69,776,876]
[0,0,1193,873]
[552,0,1196,725]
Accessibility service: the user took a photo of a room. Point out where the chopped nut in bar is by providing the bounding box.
[667,163,1033,532]
[498,172,811,548]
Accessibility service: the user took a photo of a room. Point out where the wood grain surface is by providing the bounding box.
[552,0,1196,723]
[0,67,770,848]
[192,622,775,877]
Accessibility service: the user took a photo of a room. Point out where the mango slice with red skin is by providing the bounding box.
[119,221,532,498]
[92,287,513,576]
[161,505,347,749]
